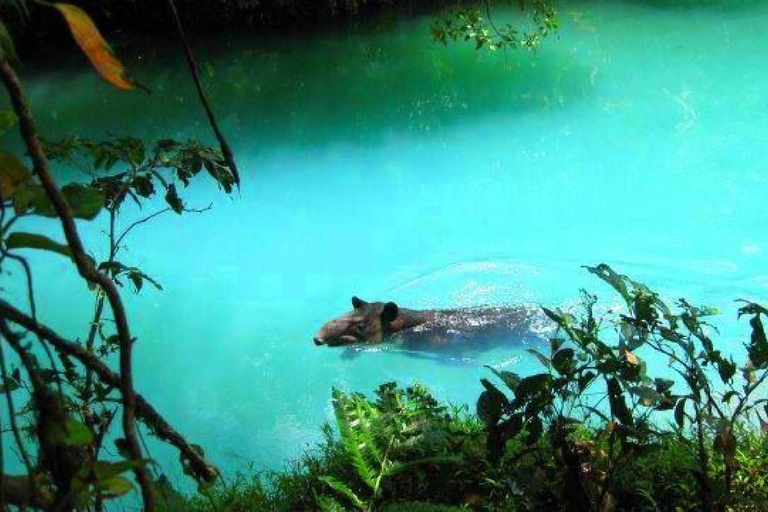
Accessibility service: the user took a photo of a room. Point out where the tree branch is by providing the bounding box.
[0,474,54,509]
[0,50,155,510]
[0,298,221,484]
[166,0,240,186]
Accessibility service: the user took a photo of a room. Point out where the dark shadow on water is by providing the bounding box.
[338,328,548,366]
[616,0,768,10]
[17,21,596,154]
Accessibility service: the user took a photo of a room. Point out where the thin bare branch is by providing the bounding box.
[166,0,240,186]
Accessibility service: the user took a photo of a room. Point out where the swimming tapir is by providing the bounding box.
[313,296,539,348]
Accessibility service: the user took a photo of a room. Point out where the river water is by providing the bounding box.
[3,0,768,488]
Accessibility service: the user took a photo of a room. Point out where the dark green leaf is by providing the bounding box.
[552,348,575,375]
[629,385,662,406]
[0,110,17,138]
[477,390,503,425]
[7,232,73,260]
[607,378,632,426]
[674,397,687,429]
[585,264,631,303]
[527,349,551,370]
[514,374,551,403]
[318,476,365,509]
[46,419,94,447]
[747,314,768,369]
[480,378,510,408]
[525,416,543,446]
[165,183,184,213]
[97,476,133,498]
[61,183,105,220]
[484,365,521,391]
[654,378,675,394]
[0,373,21,393]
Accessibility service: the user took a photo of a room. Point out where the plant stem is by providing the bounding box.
[0,298,220,483]
[0,51,155,511]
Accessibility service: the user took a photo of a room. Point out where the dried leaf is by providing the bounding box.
[53,4,146,91]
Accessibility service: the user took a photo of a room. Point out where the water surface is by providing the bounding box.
[3,0,768,487]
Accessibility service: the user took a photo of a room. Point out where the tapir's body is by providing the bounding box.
[313,297,538,349]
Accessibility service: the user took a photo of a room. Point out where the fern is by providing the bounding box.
[319,385,462,511]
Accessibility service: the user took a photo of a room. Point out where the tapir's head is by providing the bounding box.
[314,296,399,347]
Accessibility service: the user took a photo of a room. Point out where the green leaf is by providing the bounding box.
[578,371,596,392]
[6,232,73,260]
[319,476,365,509]
[317,495,348,512]
[480,378,510,408]
[483,365,521,391]
[0,373,21,393]
[61,183,105,220]
[526,348,551,370]
[550,337,565,353]
[654,378,675,394]
[11,180,104,220]
[747,314,768,369]
[585,264,631,303]
[514,374,551,403]
[165,183,184,213]
[607,378,633,426]
[97,476,133,498]
[477,390,502,425]
[0,109,18,137]
[46,419,94,447]
[674,397,687,429]
[94,459,153,481]
[552,348,575,375]
[629,385,663,406]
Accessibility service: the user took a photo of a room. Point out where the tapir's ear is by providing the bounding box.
[352,296,365,309]
[381,302,399,323]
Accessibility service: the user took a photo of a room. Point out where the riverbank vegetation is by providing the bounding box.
[2,1,767,512]
[179,266,768,512]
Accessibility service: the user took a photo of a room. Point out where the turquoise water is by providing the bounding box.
[3,0,768,488]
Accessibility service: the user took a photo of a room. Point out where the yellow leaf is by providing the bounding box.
[624,350,638,365]
[53,4,144,91]
[0,150,32,199]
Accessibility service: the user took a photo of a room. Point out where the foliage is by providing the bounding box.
[0,133,233,506]
[180,267,768,512]
[431,0,558,52]
[0,1,234,509]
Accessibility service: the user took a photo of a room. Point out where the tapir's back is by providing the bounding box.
[390,305,538,346]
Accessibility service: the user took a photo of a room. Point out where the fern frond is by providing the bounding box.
[319,476,366,510]
[317,494,348,512]
[332,389,378,489]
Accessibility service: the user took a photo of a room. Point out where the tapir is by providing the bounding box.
[313,296,540,349]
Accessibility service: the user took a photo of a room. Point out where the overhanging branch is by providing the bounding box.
[0,298,220,484]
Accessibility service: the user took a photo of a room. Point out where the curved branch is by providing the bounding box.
[0,298,221,484]
[0,51,155,510]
